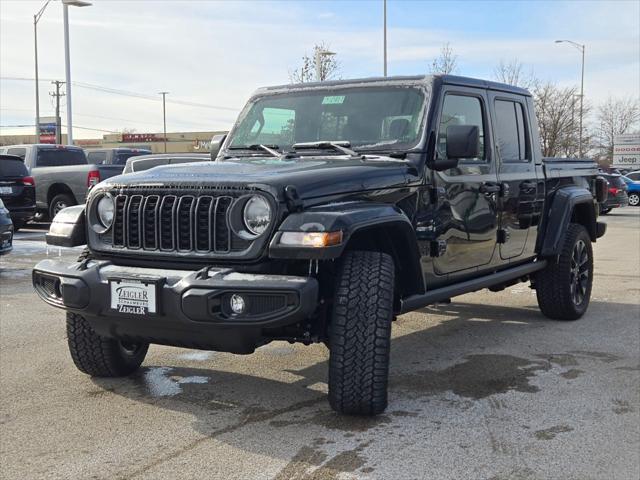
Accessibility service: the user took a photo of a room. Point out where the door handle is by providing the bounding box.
[479,182,501,194]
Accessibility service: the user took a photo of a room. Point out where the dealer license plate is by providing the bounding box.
[0,186,12,194]
[110,278,157,315]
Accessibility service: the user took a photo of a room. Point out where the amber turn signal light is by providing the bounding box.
[279,231,343,247]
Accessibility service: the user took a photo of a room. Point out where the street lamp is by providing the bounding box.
[34,0,52,140]
[314,49,335,82]
[158,92,169,153]
[383,0,387,77]
[62,0,92,145]
[555,39,586,157]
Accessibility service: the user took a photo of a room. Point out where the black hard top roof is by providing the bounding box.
[256,74,531,97]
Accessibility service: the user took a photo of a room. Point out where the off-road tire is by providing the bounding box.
[536,223,593,321]
[49,193,75,220]
[628,193,639,207]
[66,312,149,377]
[328,251,395,416]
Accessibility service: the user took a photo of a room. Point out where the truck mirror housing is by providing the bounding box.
[446,125,479,159]
[210,134,227,161]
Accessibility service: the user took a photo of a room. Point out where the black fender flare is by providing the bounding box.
[269,202,424,295]
[45,205,86,247]
[539,186,598,257]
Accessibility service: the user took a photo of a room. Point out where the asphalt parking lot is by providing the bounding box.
[1,210,638,480]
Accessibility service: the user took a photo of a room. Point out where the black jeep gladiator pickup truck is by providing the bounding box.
[33,75,607,416]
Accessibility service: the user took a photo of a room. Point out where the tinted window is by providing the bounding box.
[114,151,149,165]
[438,94,486,162]
[494,100,529,162]
[86,151,107,164]
[229,86,426,152]
[0,158,29,177]
[36,148,87,167]
[7,148,27,160]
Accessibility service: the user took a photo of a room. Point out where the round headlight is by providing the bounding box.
[243,195,271,236]
[97,194,114,228]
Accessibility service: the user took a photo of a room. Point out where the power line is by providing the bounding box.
[1,124,119,134]
[1,76,239,112]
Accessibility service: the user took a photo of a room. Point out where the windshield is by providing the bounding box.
[228,86,426,154]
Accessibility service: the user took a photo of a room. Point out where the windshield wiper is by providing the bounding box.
[228,144,281,158]
[292,141,360,158]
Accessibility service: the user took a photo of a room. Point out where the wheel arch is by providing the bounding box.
[539,186,598,258]
[47,183,77,205]
[269,203,424,297]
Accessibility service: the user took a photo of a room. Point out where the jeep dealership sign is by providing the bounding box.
[613,133,640,169]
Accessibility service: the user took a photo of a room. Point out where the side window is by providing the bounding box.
[87,151,107,164]
[438,94,486,162]
[7,148,27,160]
[494,100,529,162]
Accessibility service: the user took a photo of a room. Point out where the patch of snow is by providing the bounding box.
[177,351,213,362]
[143,366,209,397]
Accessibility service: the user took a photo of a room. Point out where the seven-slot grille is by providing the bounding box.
[111,192,248,254]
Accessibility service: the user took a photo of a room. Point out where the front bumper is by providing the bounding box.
[32,259,318,353]
[0,225,13,255]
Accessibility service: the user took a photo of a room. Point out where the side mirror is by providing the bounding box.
[446,125,479,159]
[210,134,227,161]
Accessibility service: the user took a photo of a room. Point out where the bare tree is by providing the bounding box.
[532,82,588,157]
[429,43,458,75]
[594,96,640,161]
[289,43,340,83]
[493,58,534,89]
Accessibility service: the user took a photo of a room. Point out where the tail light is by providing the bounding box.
[22,176,35,186]
[87,170,101,188]
[608,187,619,195]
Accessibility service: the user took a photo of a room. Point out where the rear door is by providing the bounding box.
[431,86,500,276]
[488,92,540,260]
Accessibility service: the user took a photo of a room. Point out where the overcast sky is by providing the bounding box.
[1,0,638,139]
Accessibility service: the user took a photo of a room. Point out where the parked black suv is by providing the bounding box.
[0,154,36,230]
[33,75,606,415]
[599,173,628,214]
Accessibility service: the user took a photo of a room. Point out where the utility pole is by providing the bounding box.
[50,81,65,144]
[159,91,169,153]
[555,40,586,157]
[383,0,387,77]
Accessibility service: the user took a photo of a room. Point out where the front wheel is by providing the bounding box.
[628,193,640,207]
[66,313,149,377]
[328,251,395,416]
[535,224,593,320]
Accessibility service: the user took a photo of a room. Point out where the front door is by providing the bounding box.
[431,87,500,276]
[489,93,539,260]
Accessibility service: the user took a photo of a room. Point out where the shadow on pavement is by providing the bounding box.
[89,299,630,470]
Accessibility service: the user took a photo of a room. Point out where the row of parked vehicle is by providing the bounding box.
[0,145,211,255]
[598,169,640,214]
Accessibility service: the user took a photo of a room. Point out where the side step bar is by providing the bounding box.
[400,260,547,314]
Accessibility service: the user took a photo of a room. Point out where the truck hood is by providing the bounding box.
[102,155,415,201]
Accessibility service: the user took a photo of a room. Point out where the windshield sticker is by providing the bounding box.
[322,95,345,105]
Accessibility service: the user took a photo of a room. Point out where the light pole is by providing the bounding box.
[159,92,169,153]
[555,39,585,157]
[383,0,387,76]
[62,0,92,145]
[314,49,335,82]
[34,0,52,140]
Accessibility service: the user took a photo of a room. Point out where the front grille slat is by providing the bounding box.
[110,191,254,256]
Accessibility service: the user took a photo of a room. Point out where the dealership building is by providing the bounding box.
[0,130,227,154]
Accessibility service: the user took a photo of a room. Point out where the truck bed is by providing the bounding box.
[542,157,598,179]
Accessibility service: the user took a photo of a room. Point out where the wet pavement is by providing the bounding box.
[0,211,638,479]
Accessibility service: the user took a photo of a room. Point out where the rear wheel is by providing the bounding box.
[535,223,593,320]
[49,193,75,220]
[328,251,395,416]
[628,193,639,207]
[66,312,149,377]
